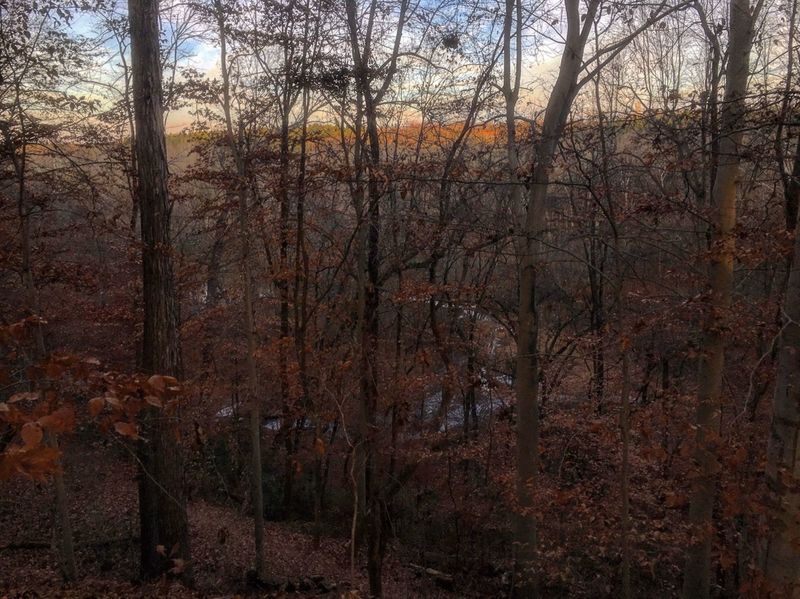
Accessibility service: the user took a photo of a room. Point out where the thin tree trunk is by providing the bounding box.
[9,112,77,579]
[279,103,294,515]
[202,206,226,373]
[46,432,77,581]
[511,2,598,594]
[213,0,266,579]
[682,0,757,595]
[344,1,408,593]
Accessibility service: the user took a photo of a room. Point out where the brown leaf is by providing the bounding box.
[0,447,60,480]
[114,421,139,439]
[9,392,38,404]
[38,407,75,433]
[144,395,163,408]
[88,396,105,417]
[21,422,43,449]
[44,360,65,379]
[8,322,25,340]
[148,375,166,393]
[169,558,185,574]
[314,437,326,456]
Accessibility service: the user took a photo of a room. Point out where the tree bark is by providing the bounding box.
[763,141,800,598]
[129,0,190,580]
[512,2,598,594]
[343,1,408,593]
[682,0,756,595]
[213,0,267,579]
[4,101,78,583]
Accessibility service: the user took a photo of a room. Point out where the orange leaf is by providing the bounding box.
[44,361,65,379]
[148,375,166,393]
[21,422,43,449]
[38,407,75,433]
[0,447,60,480]
[88,397,105,417]
[144,395,163,408]
[9,392,38,404]
[313,437,326,456]
[8,322,25,340]
[114,421,139,439]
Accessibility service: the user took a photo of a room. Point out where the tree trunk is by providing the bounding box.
[511,2,598,594]
[129,0,190,579]
[682,0,756,595]
[47,432,77,581]
[343,1,408,593]
[5,107,78,582]
[279,103,294,515]
[201,206,226,374]
[213,0,266,579]
[763,144,800,597]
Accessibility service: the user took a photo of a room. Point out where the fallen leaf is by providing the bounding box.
[114,421,139,439]
[21,422,43,449]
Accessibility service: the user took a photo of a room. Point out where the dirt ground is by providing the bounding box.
[0,438,459,598]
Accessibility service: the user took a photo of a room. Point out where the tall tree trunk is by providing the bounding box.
[129,0,190,579]
[202,206,226,374]
[784,135,800,233]
[344,1,408,593]
[294,27,316,539]
[236,179,266,581]
[47,432,77,581]
[511,2,598,594]
[763,145,800,597]
[682,0,757,595]
[279,103,294,514]
[213,0,266,579]
[5,114,77,581]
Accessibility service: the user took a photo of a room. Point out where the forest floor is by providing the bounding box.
[0,438,461,598]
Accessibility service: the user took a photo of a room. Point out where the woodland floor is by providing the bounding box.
[0,438,461,598]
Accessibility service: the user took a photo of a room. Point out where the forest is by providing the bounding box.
[1,0,799,596]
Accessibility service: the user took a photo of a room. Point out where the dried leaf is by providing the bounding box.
[314,437,326,456]
[44,360,65,379]
[9,392,38,404]
[88,396,105,417]
[38,407,75,433]
[0,447,60,480]
[114,421,139,439]
[169,558,185,574]
[21,422,43,449]
[144,395,163,408]
[148,375,166,393]
[105,395,122,408]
